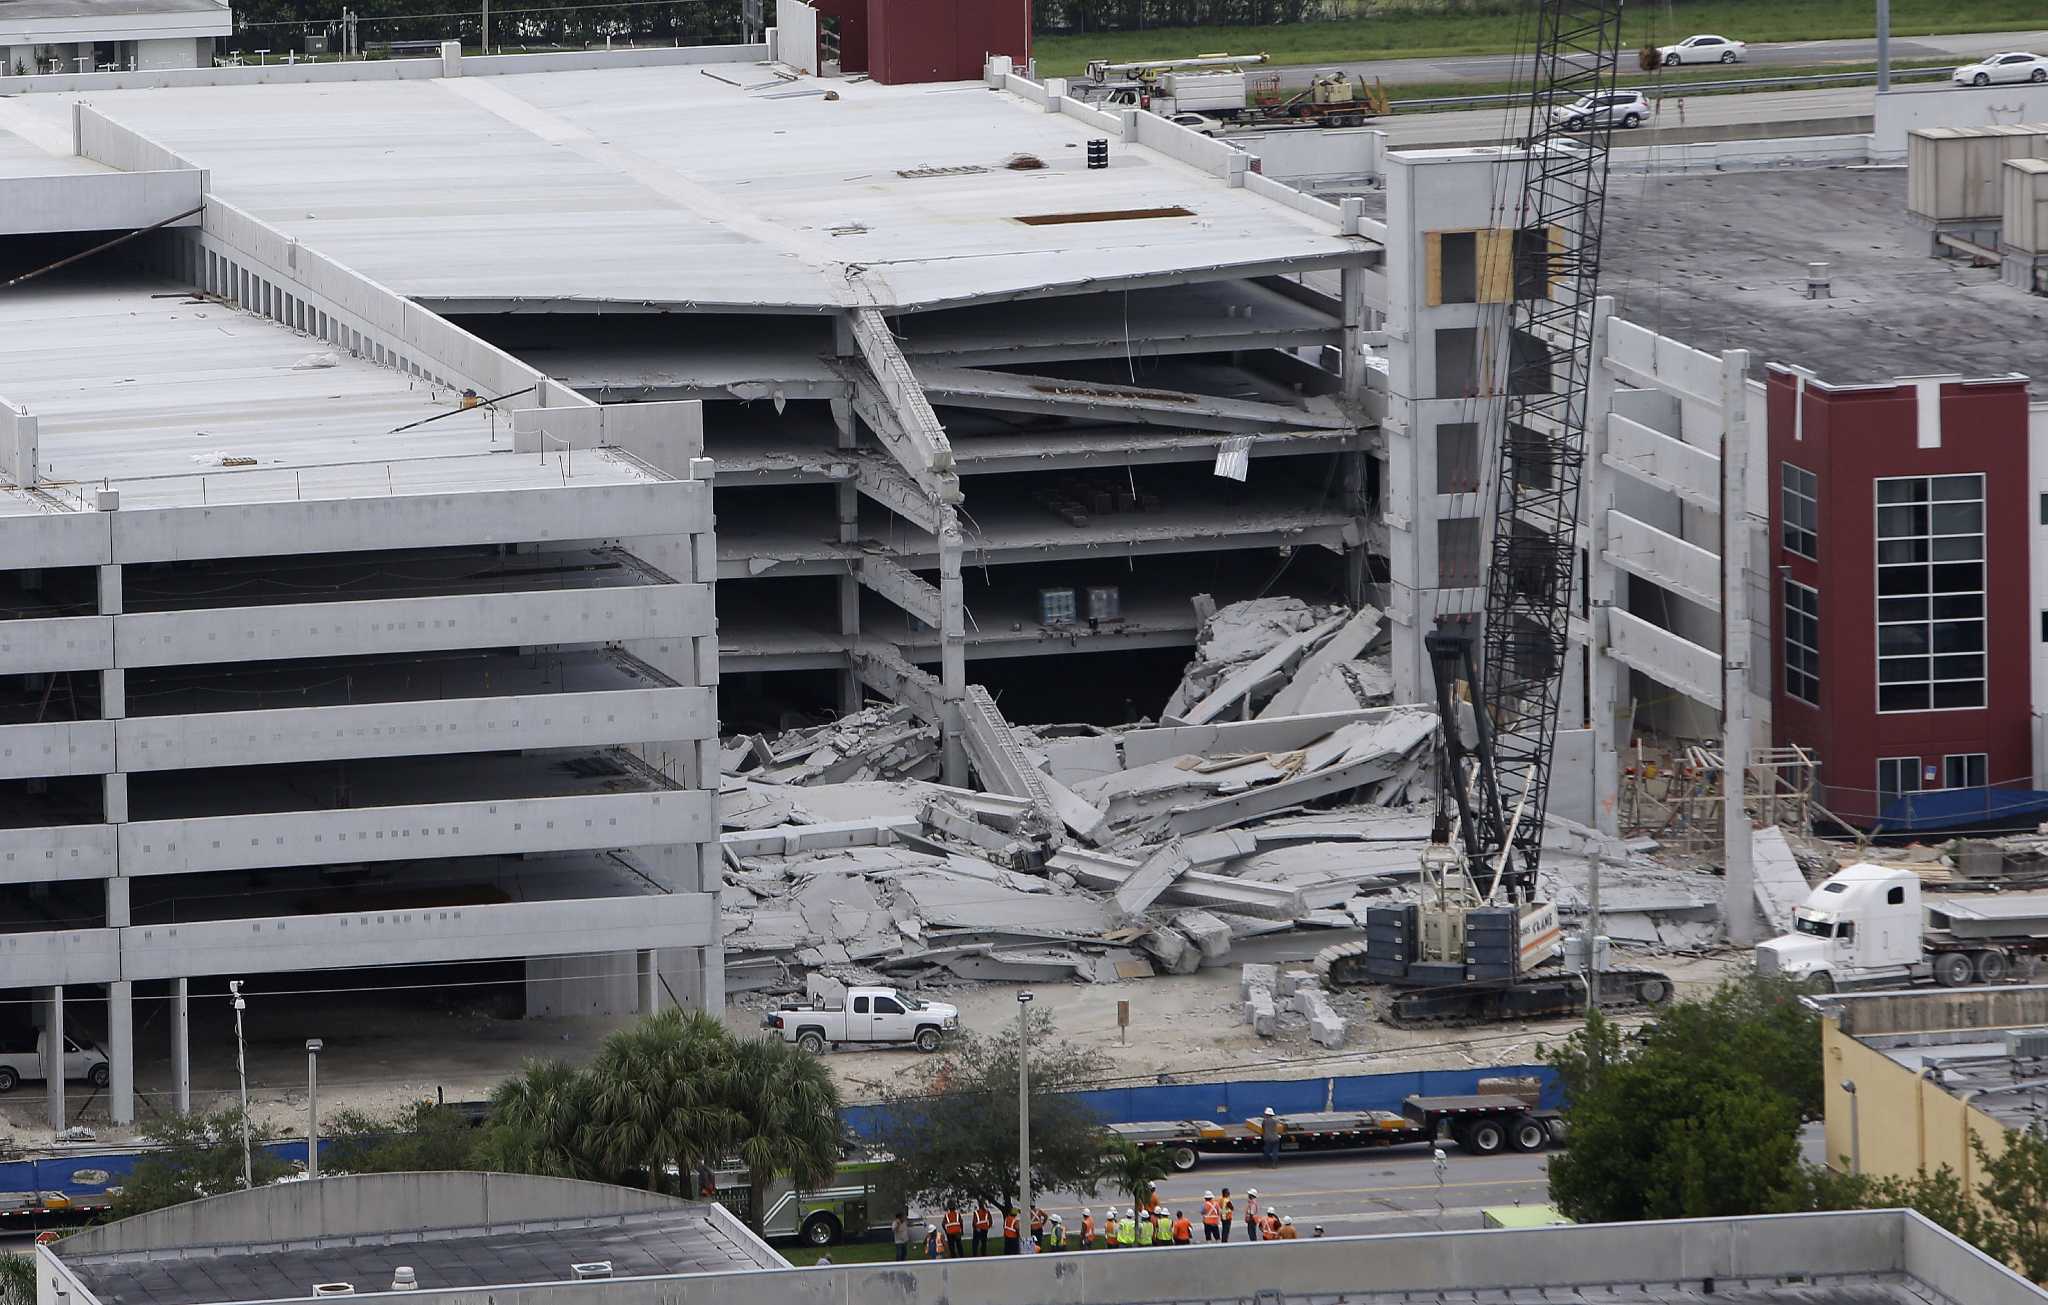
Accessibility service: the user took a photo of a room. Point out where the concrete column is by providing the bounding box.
[104,773,128,823]
[108,980,134,1124]
[106,876,130,927]
[1720,346,1759,944]
[42,986,63,1132]
[636,951,661,1015]
[938,517,968,788]
[697,943,726,1012]
[831,320,864,716]
[171,978,191,1115]
[1340,263,1373,609]
[1584,300,1623,837]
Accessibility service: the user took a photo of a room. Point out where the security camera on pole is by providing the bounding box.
[230,980,252,1190]
[1016,991,1034,1252]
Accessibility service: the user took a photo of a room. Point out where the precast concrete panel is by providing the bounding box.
[112,686,714,771]
[117,892,718,980]
[0,927,119,987]
[107,483,706,563]
[0,510,110,570]
[0,824,118,885]
[0,720,116,780]
[111,585,712,668]
[0,616,113,675]
[118,790,715,876]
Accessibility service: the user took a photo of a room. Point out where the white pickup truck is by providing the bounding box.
[0,1030,111,1093]
[764,986,959,1054]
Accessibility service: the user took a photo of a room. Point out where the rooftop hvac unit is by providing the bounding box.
[312,1285,355,1297]
[570,1263,613,1281]
[2006,1028,2048,1059]
[389,1268,417,1293]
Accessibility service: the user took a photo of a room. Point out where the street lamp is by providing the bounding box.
[1016,991,1035,1253]
[230,981,252,1190]
[1841,1079,1860,1175]
[306,1039,324,1180]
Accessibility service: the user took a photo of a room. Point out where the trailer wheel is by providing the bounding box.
[1507,1116,1550,1153]
[1975,950,2010,984]
[1935,952,1976,988]
[800,1212,842,1246]
[1461,1119,1506,1156]
[0,1067,17,1093]
[797,1029,828,1055]
[1165,1145,1199,1172]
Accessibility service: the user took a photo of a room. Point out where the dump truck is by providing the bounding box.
[1755,863,2048,990]
[1105,1091,1561,1170]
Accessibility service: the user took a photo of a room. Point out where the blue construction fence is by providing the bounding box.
[0,1138,317,1212]
[840,1064,1561,1138]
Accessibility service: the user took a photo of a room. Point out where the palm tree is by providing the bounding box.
[583,1008,740,1193]
[476,1058,600,1181]
[725,1034,844,1238]
[1101,1136,1173,1210]
[1,1252,36,1305]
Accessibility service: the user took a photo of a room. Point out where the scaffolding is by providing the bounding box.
[1623,742,1824,846]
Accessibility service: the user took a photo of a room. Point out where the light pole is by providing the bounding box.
[305,1039,323,1179]
[230,981,252,1190]
[1841,1079,1861,1175]
[1016,991,1035,1253]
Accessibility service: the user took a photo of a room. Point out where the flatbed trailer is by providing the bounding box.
[1107,1094,1559,1170]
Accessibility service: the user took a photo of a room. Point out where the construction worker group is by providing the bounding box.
[920,1184,1308,1258]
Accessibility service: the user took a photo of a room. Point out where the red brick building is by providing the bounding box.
[1766,365,2035,825]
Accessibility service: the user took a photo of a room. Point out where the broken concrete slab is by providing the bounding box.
[1752,825,1807,936]
[1258,606,1384,719]
[1114,838,1196,920]
[1305,991,1346,1048]
[1172,910,1233,962]
[1245,986,1278,1037]
[720,816,920,858]
[1291,980,1326,1017]
[1033,732,1124,788]
[1239,962,1278,1000]
[959,685,1064,843]
[1054,848,1307,920]
[1276,969,1315,999]
[1038,770,1110,846]
[1138,926,1200,975]
[894,871,1114,934]
[1181,612,1349,725]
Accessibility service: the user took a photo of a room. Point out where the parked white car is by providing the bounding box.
[1951,52,2048,86]
[0,1031,110,1093]
[1657,34,1746,65]
[1170,112,1225,137]
[1550,90,1653,130]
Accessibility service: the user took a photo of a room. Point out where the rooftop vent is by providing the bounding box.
[2007,1028,2048,1059]
[570,1263,613,1281]
[1805,262,1832,299]
[312,1285,355,1297]
[390,1268,417,1293]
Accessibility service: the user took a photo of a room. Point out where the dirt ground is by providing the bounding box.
[0,943,1749,1148]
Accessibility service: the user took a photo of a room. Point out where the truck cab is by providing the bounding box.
[1756,864,1923,988]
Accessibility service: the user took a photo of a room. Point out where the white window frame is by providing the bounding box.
[1781,463,1818,560]
[1878,757,1922,800]
[1943,753,1988,790]
[1875,474,1986,714]
[1784,580,1821,706]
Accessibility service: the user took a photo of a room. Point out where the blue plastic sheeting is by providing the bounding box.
[0,1139,317,1210]
[1875,786,2048,834]
[841,1064,1559,1138]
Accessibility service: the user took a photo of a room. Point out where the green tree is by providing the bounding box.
[1547,1053,1804,1223]
[1,1252,35,1305]
[110,1107,292,1217]
[874,1010,1108,1212]
[1969,1123,2048,1280]
[475,1058,603,1181]
[1638,974,1824,1120]
[1099,1136,1173,1209]
[323,1101,481,1175]
[724,1035,843,1237]
[583,1008,740,1192]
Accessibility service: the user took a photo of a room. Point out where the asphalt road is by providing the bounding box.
[1269,27,2048,86]
[1359,83,1878,148]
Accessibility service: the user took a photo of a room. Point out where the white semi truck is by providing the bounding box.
[1754,863,2048,990]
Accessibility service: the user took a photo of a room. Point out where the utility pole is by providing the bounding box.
[480,0,489,54]
[1015,991,1035,1253]
[1875,0,1891,93]
[1584,849,1604,1022]
[305,1039,323,1179]
[230,981,252,1190]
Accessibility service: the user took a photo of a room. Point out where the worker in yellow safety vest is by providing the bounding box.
[1153,1208,1171,1245]
[1135,1208,1153,1247]
[1118,1210,1137,1248]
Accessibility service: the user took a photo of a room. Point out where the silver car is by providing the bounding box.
[1549,90,1652,131]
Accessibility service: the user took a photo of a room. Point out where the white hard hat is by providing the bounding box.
[1248,1188,1258,1197]
[1081,1207,1090,1215]
[1204,1190,1214,1198]
[1283,1216,1294,1225]
[1052,1213,1063,1222]
[1263,1106,1275,1115]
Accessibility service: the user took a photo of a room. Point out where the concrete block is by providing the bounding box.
[1277,968,1316,999]
[1172,910,1233,961]
[1245,985,1277,1037]
[1138,925,1199,976]
[1291,982,1325,1018]
[1240,962,1278,1000]
[1308,1005,1347,1049]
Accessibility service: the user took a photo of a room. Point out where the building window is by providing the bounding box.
[1781,464,1818,560]
[1436,422,1480,494]
[1437,517,1483,588]
[1438,231,1478,304]
[1878,757,1921,800]
[1876,474,1985,713]
[1783,580,1820,706]
[1943,753,1988,790]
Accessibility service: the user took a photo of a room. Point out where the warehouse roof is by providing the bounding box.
[0,273,663,511]
[34,62,1364,311]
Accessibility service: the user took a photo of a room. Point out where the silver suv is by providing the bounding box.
[1549,90,1652,131]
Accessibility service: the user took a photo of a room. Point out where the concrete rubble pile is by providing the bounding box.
[716,599,1447,997]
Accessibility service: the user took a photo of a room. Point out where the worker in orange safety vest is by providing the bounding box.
[971,1202,991,1256]
[1201,1191,1220,1241]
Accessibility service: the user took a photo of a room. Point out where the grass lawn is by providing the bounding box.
[1031,0,2046,77]
[1380,56,1956,102]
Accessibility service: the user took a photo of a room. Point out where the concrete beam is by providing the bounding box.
[857,555,943,628]
[1163,748,1419,838]
[1051,848,1305,920]
[1112,838,1194,920]
[1604,509,1721,614]
[1604,411,1721,510]
[718,816,919,858]
[852,643,948,726]
[852,450,948,536]
[1606,608,1721,710]
[848,307,956,475]
[957,685,1060,840]
[915,365,1353,433]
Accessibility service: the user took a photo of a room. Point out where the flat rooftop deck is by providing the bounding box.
[63,1205,774,1305]
[1600,166,2046,395]
[0,275,663,510]
[30,62,1363,311]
